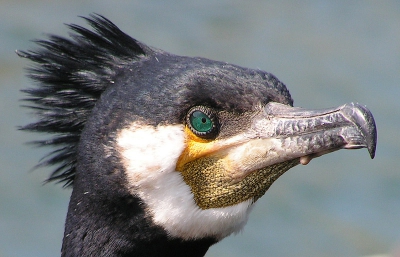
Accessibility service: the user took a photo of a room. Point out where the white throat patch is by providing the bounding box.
[117,122,253,240]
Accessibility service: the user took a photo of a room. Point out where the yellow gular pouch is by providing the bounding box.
[176,126,299,210]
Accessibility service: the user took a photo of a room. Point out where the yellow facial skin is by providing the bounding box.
[176,126,299,210]
[176,127,221,171]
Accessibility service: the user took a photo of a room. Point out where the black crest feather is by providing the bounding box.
[18,14,150,186]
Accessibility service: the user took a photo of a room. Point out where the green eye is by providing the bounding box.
[187,107,219,139]
[190,111,213,132]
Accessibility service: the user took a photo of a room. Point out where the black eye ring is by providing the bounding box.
[186,106,219,139]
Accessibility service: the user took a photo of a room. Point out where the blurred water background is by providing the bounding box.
[1,1,399,257]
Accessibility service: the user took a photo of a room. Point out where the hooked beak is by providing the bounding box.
[242,102,377,168]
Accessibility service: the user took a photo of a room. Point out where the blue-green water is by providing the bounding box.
[1,1,399,257]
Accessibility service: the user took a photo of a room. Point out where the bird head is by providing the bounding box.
[19,14,377,255]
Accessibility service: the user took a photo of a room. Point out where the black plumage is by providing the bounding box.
[18,15,147,185]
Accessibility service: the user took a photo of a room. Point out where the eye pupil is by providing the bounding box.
[201,118,206,123]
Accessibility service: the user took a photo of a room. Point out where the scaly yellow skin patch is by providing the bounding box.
[176,126,300,209]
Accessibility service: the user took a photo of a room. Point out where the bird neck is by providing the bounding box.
[61,184,217,257]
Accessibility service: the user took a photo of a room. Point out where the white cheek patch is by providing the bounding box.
[117,123,253,240]
[117,123,186,184]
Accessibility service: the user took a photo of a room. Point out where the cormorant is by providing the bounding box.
[18,14,377,257]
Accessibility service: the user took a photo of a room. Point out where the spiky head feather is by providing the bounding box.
[19,14,151,186]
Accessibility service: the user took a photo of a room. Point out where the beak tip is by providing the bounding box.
[359,104,377,160]
[367,129,377,159]
[368,147,376,159]
[345,103,377,160]
[338,103,377,160]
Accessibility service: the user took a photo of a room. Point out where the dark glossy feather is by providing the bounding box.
[18,14,150,186]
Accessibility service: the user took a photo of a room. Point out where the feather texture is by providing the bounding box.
[18,14,150,186]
